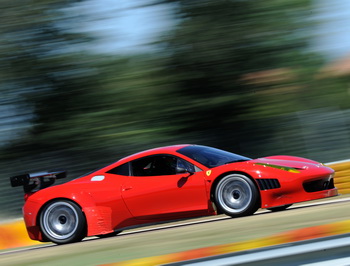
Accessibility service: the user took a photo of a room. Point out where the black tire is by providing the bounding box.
[97,230,122,238]
[215,174,260,217]
[267,204,293,212]
[40,200,86,244]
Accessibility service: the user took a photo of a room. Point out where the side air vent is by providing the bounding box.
[257,179,281,190]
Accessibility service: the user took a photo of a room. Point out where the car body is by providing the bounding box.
[12,144,338,244]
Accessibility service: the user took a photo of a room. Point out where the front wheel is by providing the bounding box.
[40,200,86,244]
[215,174,260,217]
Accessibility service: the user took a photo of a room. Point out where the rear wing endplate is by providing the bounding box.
[10,170,67,193]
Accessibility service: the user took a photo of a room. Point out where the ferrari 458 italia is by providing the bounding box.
[11,144,338,244]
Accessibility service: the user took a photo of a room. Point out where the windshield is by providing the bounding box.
[177,145,251,168]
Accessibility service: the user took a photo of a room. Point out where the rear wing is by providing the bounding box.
[10,170,67,193]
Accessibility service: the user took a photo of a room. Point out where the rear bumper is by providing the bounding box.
[26,225,44,241]
[23,200,44,241]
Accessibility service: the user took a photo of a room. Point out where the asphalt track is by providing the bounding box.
[172,234,350,266]
[0,196,349,266]
[1,196,350,255]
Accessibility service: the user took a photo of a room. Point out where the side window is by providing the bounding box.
[177,158,196,173]
[131,155,178,176]
[107,163,130,176]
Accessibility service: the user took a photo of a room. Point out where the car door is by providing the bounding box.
[121,154,209,220]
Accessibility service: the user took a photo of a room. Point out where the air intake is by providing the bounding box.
[257,179,281,190]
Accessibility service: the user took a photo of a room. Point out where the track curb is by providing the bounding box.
[0,220,39,249]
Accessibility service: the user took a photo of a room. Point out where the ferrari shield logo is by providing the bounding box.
[206,170,212,176]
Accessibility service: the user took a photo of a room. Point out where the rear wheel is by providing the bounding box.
[40,200,86,244]
[215,174,260,217]
[267,204,293,212]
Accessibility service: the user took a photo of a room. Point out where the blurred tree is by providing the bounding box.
[1,0,347,161]
[0,0,96,154]
[0,0,106,215]
[150,0,320,154]
[0,1,177,163]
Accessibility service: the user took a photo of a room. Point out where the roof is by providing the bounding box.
[118,144,192,163]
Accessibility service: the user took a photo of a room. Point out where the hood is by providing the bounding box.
[250,157,323,172]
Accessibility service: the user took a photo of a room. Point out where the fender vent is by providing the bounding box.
[257,179,281,190]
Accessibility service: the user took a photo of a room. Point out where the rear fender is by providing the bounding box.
[31,191,114,238]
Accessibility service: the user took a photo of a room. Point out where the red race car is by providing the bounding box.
[11,144,338,244]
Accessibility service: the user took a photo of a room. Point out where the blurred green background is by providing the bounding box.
[1,0,350,218]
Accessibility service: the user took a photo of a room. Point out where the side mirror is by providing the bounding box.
[176,166,194,175]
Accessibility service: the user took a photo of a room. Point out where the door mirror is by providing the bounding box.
[176,166,193,175]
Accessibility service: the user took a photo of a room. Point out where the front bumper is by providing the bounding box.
[258,172,338,208]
